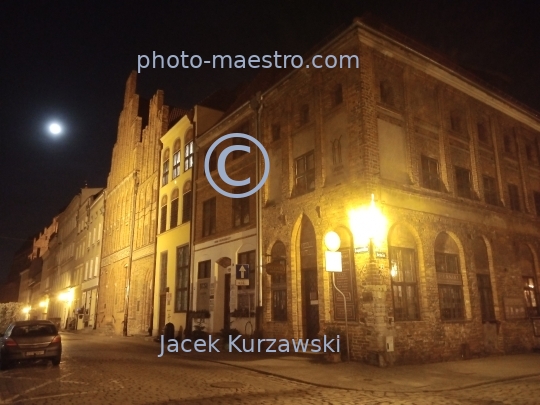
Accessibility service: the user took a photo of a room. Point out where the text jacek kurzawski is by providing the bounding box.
[158,335,340,357]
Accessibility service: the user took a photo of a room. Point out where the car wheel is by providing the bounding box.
[51,356,61,366]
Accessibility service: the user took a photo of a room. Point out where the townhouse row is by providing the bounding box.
[15,17,540,364]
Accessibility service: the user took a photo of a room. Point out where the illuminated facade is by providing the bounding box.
[97,72,168,336]
[245,18,540,364]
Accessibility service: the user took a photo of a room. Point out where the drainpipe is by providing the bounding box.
[250,92,264,335]
[123,170,139,336]
[93,191,106,330]
[187,108,197,336]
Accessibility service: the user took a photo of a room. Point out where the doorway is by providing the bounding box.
[300,216,319,339]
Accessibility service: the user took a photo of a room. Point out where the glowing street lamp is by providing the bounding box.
[21,306,31,314]
[348,194,387,261]
[324,231,350,362]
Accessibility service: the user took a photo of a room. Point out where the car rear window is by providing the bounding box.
[11,324,57,337]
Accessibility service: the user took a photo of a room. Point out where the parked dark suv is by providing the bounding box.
[0,320,62,369]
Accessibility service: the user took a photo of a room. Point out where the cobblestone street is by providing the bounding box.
[0,333,538,404]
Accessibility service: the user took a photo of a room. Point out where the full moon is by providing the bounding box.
[49,123,62,135]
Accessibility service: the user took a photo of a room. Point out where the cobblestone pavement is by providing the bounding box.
[0,333,538,404]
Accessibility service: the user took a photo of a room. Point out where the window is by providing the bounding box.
[438,285,464,321]
[300,104,309,125]
[184,141,194,171]
[455,166,472,199]
[271,124,281,141]
[435,232,465,322]
[170,189,179,229]
[333,83,343,106]
[295,151,315,195]
[270,242,287,321]
[477,274,496,322]
[160,252,168,294]
[232,186,250,227]
[332,137,342,166]
[380,80,394,106]
[202,197,216,237]
[232,136,249,160]
[205,148,217,172]
[483,175,498,206]
[420,155,440,191]
[198,260,211,279]
[534,191,540,216]
[175,245,189,312]
[526,143,539,164]
[523,276,539,317]
[477,122,489,144]
[172,139,181,179]
[435,252,464,320]
[160,196,167,233]
[182,182,192,224]
[450,110,463,133]
[390,247,419,321]
[508,184,520,211]
[162,150,170,186]
[503,132,516,155]
[237,250,255,293]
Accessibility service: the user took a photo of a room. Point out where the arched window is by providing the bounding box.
[170,189,179,229]
[473,237,495,322]
[269,241,287,321]
[162,149,170,186]
[518,243,539,317]
[160,195,168,233]
[388,224,419,321]
[184,128,194,171]
[172,139,181,179]
[434,232,464,321]
[182,181,192,224]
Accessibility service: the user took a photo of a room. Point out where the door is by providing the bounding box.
[300,216,319,339]
[303,269,320,339]
[224,273,231,330]
[158,294,166,334]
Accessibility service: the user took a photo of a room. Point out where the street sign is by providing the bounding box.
[235,264,250,286]
[354,246,368,254]
[375,251,387,259]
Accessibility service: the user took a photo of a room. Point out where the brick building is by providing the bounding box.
[196,18,540,364]
[97,72,169,336]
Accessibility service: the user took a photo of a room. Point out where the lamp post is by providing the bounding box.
[324,231,350,362]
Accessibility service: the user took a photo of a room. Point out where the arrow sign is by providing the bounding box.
[235,264,250,286]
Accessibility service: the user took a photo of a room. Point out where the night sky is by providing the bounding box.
[1,0,539,282]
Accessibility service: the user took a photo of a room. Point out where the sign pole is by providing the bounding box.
[332,272,350,362]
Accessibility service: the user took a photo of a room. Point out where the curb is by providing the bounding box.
[197,357,540,394]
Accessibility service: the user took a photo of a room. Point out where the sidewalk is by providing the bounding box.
[65,329,540,393]
[189,350,540,393]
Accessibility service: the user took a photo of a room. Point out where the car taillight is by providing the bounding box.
[51,335,61,344]
[5,338,17,347]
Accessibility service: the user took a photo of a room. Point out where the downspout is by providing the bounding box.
[93,191,106,330]
[251,92,264,335]
[187,108,197,336]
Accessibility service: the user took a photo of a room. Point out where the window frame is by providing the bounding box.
[184,141,194,171]
[175,245,189,313]
[483,175,499,206]
[420,155,440,191]
[294,150,315,195]
[172,150,181,179]
[202,197,216,237]
[455,166,472,199]
[390,247,420,322]
[523,276,539,317]
[182,190,192,224]
[477,273,496,322]
[198,260,211,279]
[232,186,250,228]
[435,252,465,321]
[508,184,521,211]
[162,159,169,186]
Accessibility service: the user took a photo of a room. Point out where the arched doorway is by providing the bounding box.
[300,216,319,339]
